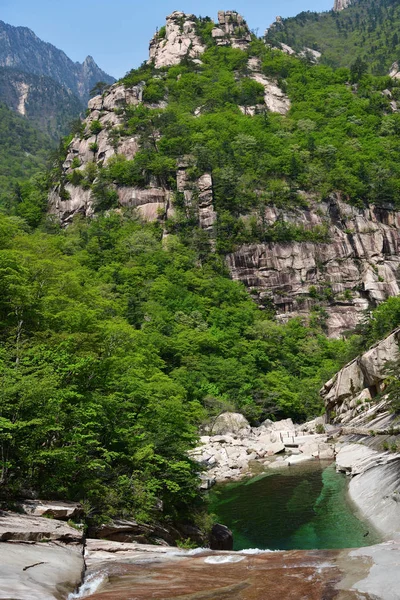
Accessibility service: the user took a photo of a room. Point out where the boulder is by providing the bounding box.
[209,523,233,551]
[285,454,315,466]
[210,412,251,435]
[91,519,181,546]
[18,500,83,521]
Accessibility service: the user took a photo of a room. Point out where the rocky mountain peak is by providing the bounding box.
[148,12,206,69]
[0,20,115,100]
[148,10,252,69]
[212,10,252,50]
[333,0,352,11]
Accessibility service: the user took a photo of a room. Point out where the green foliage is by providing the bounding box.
[265,0,400,76]
[355,297,400,349]
[0,211,350,523]
[110,43,400,254]
[0,104,53,212]
[90,120,103,135]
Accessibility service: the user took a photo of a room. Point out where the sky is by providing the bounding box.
[1,0,333,79]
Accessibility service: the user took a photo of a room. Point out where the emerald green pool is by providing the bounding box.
[209,462,381,551]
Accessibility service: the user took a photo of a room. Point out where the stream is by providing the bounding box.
[209,461,381,550]
[69,461,381,598]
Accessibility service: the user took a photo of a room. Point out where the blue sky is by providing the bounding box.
[2,0,332,78]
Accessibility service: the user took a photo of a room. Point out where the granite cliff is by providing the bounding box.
[48,10,400,337]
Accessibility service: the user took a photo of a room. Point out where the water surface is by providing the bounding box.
[209,462,381,551]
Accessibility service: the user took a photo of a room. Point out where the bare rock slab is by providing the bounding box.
[0,541,84,600]
[0,511,83,545]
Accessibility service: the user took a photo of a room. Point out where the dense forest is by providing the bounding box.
[266,0,400,75]
[66,39,400,253]
[2,11,400,532]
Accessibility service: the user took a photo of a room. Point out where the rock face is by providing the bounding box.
[149,12,206,69]
[322,327,400,425]
[227,197,400,337]
[249,72,290,115]
[49,15,400,337]
[211,11,252,50]
[148,11,252,69]
[17,500,83,521]
[335,443,400,538]
[0,511,85,599]
[0,20,114,101]
[333,0,352,11]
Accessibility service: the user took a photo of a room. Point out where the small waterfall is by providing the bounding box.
[67,571,108,599]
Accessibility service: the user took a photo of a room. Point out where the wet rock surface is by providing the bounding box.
[80,540,400,600]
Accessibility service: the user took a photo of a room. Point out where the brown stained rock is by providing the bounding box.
[86,549,343,600]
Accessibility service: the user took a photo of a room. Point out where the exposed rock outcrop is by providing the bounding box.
[149,12,206,69]
[322,327,400,425]
[211,11,252,50]
[0,511,84,545]
[227,197,400,337]
[17,500,83,521]
[250,72,290,114]
[333,0,352,11]
[335,443,400,539]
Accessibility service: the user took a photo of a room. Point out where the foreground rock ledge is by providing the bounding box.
[82,539,400,600]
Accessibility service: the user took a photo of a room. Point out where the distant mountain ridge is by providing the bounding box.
[265,0,400,76]
[0,20,115,100]
[0,67,82,139]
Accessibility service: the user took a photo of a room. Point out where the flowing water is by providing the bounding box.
[209,461,381,551]
[71,461,381,598]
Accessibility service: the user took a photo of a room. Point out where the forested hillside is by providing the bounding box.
[3,9,400,533]
[266,0,400,75]
[0,67,83,139]
[0,103,52,217]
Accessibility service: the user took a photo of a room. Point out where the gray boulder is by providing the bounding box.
[210,412,251,435]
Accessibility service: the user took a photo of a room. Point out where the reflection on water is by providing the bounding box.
[209,462,381,551]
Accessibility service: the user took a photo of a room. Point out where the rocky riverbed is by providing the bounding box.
[191,412,335,487]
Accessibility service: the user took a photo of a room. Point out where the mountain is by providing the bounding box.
[0,67,82,139]
[50,9,400,338]
[265,0,400,75]
[0,20,115,100]
[3,7,400,536]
